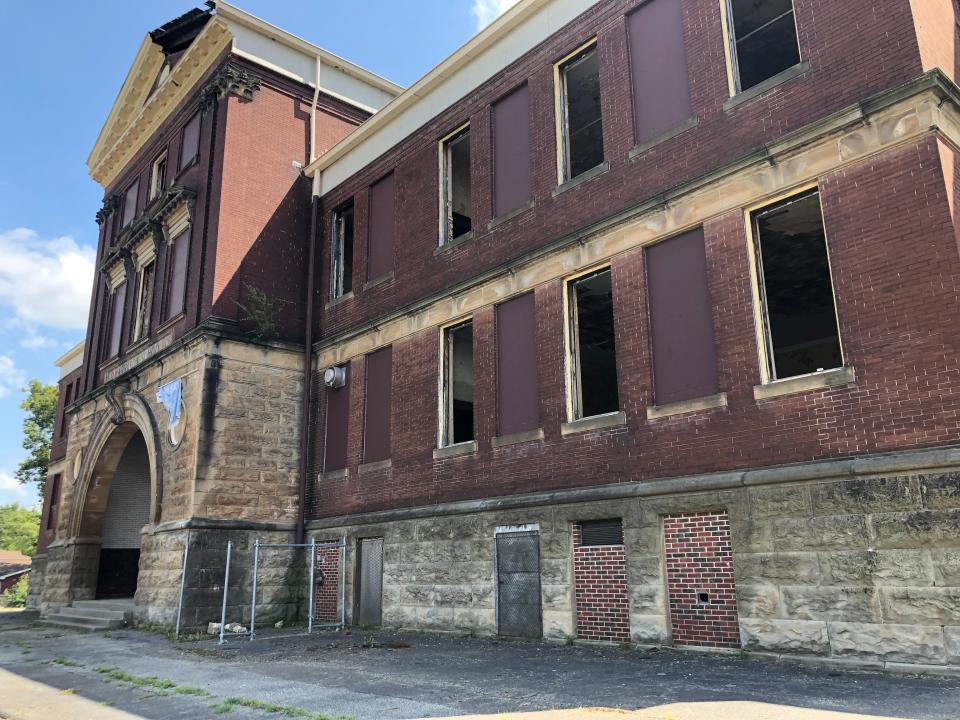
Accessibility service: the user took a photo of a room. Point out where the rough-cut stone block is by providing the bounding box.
[945,626,960,664]
[628,584,664,614]
[540,558,570,585]
[734,552,820,585]
[773,515,868,551]
[932,550,960,585]
[626,555,662,585]
[737,585,782,618]
[749,487,810,518]
[782,586,881,622]
[542,609,573,639]
[541,584,570,610]
[880,587,960,625]
[739,618,829,654]
[417,516,481,542]
[871,509,960,548]
[828,622,945,663]
[811,477,921,514]
[730,519,774,552]
[630,615,669,644]
[919,472,960,509]
[453,607,495,632]
[819,549,935,586]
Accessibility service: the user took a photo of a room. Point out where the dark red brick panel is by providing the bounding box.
[573,522,631,643]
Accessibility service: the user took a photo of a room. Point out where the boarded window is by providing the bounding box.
[492,85,531,218]
[579,518,624,546]
[324,365,350,472]
[496,293,539,436]
[331,202,354,298]
[627,0,692,146]
[367,173,396,280]
[441,320,474,446]
[363,347,393,463]
[132,261,155,343]
[441,127,472,244]
[568,268,619,418]
[179,112,201,169]
[646,228,719,405]
[752,190,841,380]
[165,229,190,320]
[726,0,801,92]
[558,42,604,181]
[47,474,61,530]
[121,180,139,227]
[108,281,127,358]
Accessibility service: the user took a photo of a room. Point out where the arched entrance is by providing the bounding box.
[95,432,151,598]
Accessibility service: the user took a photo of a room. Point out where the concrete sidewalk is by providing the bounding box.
[426,704,907,719]
[0,668,140,720]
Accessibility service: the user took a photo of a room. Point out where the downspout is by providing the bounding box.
[297,56,321,543]
[297,189,318,544]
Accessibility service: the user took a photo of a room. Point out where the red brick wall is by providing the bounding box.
[310,137,960,519]
[573,524,630,643]
[316,0,924,340]
[313,543,341,623]
[663,511,739,649]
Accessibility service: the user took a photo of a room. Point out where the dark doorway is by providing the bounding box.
[496,530,542,638]
[95,433,150,600]
[355,537,384,627]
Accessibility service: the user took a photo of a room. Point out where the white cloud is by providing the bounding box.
[471,0,520,31]
[0,471,28,499]
[0,355,26,399]
[0,227,95,331]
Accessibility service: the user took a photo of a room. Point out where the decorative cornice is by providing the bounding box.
[95,194,121,226]
[199,61,262,113]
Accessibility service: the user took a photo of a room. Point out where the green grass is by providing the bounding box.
[52,656,81,667]
[175,685,212,697]
[93,665,212,699]
[211,697,353,720]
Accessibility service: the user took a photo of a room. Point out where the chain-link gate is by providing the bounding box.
[355,537,384,627]
[495,530,542,638]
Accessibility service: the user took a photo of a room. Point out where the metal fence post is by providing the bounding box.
[340,535,347,629]
[174,532,190,641]
[307,536,316,634]
[218,540,232,645]
[250,538,260,642]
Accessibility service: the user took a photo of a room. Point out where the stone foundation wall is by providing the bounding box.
[309,466,960,670]
[25,554,46,611]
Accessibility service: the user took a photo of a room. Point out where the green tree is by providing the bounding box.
[0,503,40,556]
[15,380,58,499]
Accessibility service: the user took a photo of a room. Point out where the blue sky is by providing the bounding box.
[0,0,517,508]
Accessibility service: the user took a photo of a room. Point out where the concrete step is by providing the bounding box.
[71,599,135,613]
[57,606,131,622]
[41,615,123,632]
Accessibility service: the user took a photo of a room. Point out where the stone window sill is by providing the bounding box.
[723,61,811,112]
[629,116,700,159]
[553,161,610,198]
[488,200,535,230]
[156,312,185,334]
[363,271,394,291]
[561,410,626,437]
[325,291,354,309]
[434,232,474,256]
[647,392,728,421]
[492,428,544,448]
[753,366,856,401]
[358,459,391,475]
[318,468,348,481]
[433,440,478,460]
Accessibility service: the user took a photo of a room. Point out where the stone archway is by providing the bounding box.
[67,390,163,603]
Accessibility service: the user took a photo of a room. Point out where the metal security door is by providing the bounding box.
[496,530,542,638]
[355,538,383,627]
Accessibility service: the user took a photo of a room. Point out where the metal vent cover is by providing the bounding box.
[579,518,624,546]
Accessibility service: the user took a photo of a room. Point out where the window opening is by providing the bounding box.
[331,202,354,299]
[726,0,800,92]
[559,43,604,181]
[47,474,61,530]
[440,320,474,446]
[150,152,167,200]
[440,127,472,244]
[579,518,623,546]
[132,261,155,343]
[568,268,619,418]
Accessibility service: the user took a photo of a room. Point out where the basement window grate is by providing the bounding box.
[579,518,624,546]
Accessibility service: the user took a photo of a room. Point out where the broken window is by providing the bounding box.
[567,268,619,418]
[752,190,842,381]
[440,320,474,446]
[331,202,354,299]
[132,261,155,343]
[440,126,472,244]
[108,281,127,358]
[558,42,604,182]
[150,152,167,201]
[121,180,139,227]
[726,0,801,92]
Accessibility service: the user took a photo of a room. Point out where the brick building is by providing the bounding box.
[30,0,960,670]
